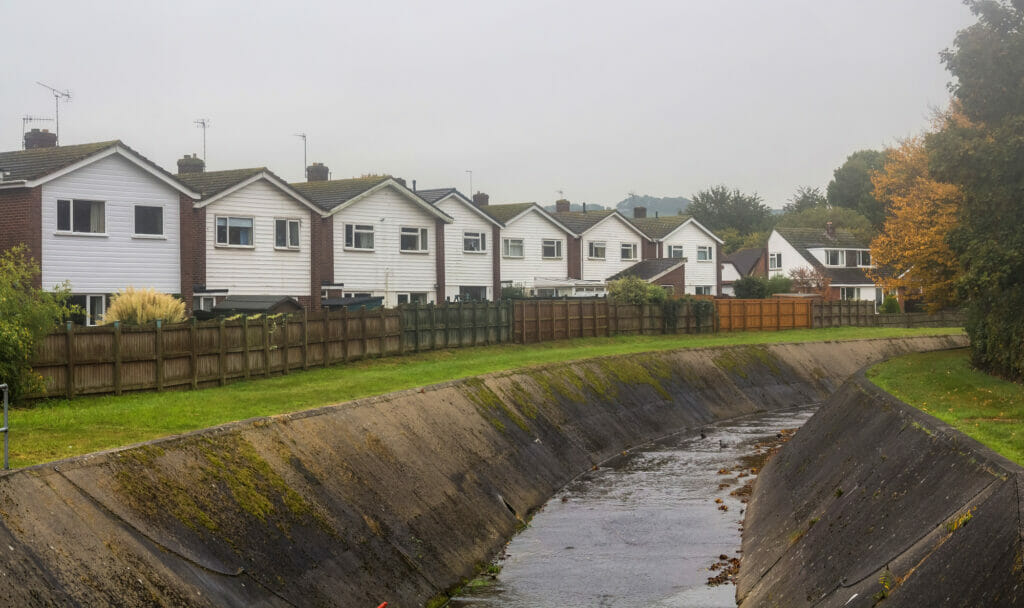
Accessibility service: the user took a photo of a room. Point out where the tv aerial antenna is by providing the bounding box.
[35,82,72,145]
[21,115,54,148]
[293,133,307,178]
[194,118,211,161]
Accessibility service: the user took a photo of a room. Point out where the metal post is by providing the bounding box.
[0,383,8,470]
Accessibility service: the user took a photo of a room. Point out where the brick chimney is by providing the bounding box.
[306,162,329,182]
[633,206,647,219]
[473,191,490,207]
[24,128,57,149]
[825,221,836,239]
[555,199,570,213]
[177,153,205,174]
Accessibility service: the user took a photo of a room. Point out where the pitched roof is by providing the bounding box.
[289,176,392,212]
[480,202,537,224]
[175,168,266,200]
[0,141,120,181]
[607,258,686,282]
[627,215,691,239]
[550,209,618,233]
[773,227,874,284]
[415,187,456,204]
[723,247,765,276]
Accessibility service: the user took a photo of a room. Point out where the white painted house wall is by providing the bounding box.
[661,221,719,295]
[767,230,807,279]
[580,215,644,281]
[204,179,311,297]
[498,209,571,289]
[435,196,493,300]
[332,186,439,307]
[721,262,741,296]
[40,153,181,293]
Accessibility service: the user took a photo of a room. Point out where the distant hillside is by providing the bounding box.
[616,194,690,217]
[541,203,610,212]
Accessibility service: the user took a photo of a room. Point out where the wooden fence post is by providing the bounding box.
[262,315,271,377]
[282,316,291,374]
[65,321,75,399]
[360,306,369,359]
[413,303,420,352]
[190,318,198,390]
[113,322,123,396]
[218,318,227,386]
[342,307,349,363]
[242,316,251,379]
[379,306,387,357]
[302,310,309,370]
[155,320,164,391]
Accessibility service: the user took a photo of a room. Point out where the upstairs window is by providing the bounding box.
[464,231,486,252]
[275,219,300,249]
[697,245,712,261]
[769,252,782,270]
[216,216,253,246]
[57,199,105,234]
[345,224,374,250]
[133,205,163,236]
[621,243,638,260]
[825,249,844,266]
[857,250,871,266]
[542,239,562,259]
[400,227,429,252]
[667,245,684,258]
[588,241,606,259]
[503,238,524,258]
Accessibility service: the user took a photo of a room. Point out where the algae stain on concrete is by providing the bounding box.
[462,377,528,432]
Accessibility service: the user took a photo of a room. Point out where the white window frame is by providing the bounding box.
[344,223,375,251]
[193,295,216,312]
[274,218,301,250]
[697,245,713,262]
[825,249,845,266]
[56,199,106,236]
[400,226,429,253]
[667,245,684,259]
[503,238,524,258]
[398,292,428,304]
[215,215,255,248]
[132,204,164,238]
[661,285,675,296]
[857,250,871,266]
[769,252,782,270]
[70,294,107,326]
[621,242,638,261]
[695,285,712,296]
[463,231,487,253]
[840,287,861,301]
[542,239,563,259]
[587,241,606,260]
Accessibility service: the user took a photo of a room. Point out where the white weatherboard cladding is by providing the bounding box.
[722,263,741,283]
[662,222,718,295]
[499,209,569,289]
[205,180,311,297]
[40,154,181,293]
[580,215,643,281]
[767,230,811,279]
[436,197,493,299]
[333,187,438,307]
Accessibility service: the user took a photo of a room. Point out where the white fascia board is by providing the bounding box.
[507,205,578,237]
[436,192,503,227]
[327,179,454,223]
[195,172,325,216]
[658,217,724,244]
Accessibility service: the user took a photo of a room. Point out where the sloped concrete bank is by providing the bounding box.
[738,359,1023,607]
[0,336,963,608]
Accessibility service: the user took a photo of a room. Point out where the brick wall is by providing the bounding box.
[178,194,196,312]
[491,224,502,299]
[655,265,686,296]
[307,209,323,312]
[567,236,582,279]
[320,216,334,288]
[641,239,659,260]
[435,219,446,301]
[0,186,43,286]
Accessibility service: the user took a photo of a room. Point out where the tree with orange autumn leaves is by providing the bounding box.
[867,134,962,312]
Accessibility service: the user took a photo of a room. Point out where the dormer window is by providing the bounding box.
[857,251,871,266]
[825,249,845,266]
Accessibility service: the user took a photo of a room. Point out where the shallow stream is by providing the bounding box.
[451,405,817,607]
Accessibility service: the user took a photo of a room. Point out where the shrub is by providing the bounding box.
[765,275,793,295]
[103,287,185,325]
[606,276,667,305]
[500,285,526,299]
[880,296,901,314]
[733,276,768,299]
[0,245,74,402]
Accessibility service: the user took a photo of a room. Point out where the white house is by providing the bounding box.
[0,136,199,325]
[417,188,502,301]
[176,164,325,311]
[628,211,724,296]
[768,224,882,304]
[551,206,649,282]
[291,174,454,307]
[482,203,581,297]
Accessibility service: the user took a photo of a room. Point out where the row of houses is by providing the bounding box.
[0,129,883,324]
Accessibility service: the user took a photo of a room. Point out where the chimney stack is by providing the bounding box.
[825,221,836,238]
[555,199,570,213]
[412,179,417,192]
[176,153,205,174]
[306,162,329,182]
[633,206,647,219]
[473,191,490,206]
[24,128,57,149]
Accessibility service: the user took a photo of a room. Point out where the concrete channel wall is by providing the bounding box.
[738,369,1024,607]
[0,335,965,607]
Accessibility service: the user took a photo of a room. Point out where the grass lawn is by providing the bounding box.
[868,348,1023,466]
[9,326,963,469]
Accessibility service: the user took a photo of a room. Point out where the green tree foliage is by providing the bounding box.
[717,229,769,254]
[733,275,793,299]
[880,296,901,314]
[0,245,74,402]
[928,0,1024,379]
[615,193,690,217]
[773,206,876,245]
[606,276,667,305]
[688,185,772,235]
[826,149,889,228]
[783,186,828,213]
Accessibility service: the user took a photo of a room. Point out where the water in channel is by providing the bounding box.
[450,404,817,608]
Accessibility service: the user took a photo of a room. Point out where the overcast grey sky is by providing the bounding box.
[1,1,973,208]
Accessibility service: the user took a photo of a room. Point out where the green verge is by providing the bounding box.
[11,327,961,468]
[867,348,1023,465]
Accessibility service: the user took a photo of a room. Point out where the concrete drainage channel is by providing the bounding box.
[0,335,966,607]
